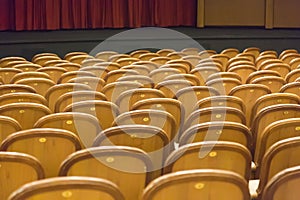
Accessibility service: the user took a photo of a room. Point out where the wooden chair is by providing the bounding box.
[116,58,140,67]
[8,176,125,200]
[167,52,186,60]
[206,78,242,95]
[79,66,109,79]
[112,109,177,142]
[45,83,92,112]
[150,56,172,66]
[117,75,154,88]
[10,72,51,83]
[264,63,291,78]
[0,128,82,178]
[257,137,300,198]
[285,69,300,83]
[55,63,81,72]
[164,141,251,180]
[251,93,300,125]
[34,112,100,147]
[155,80,194,98]
[104,69,140,84]
[59,146,153,200]
[237,53,256,63]
[258,59,283,70]
[210,54,230,70]
[143,169,250,200]
[229,84,271,127]
[181,47,200,55]
[69,55,94,65]
[139,53,160,61]
[64,100,120,131]
[258,50,277,57]
[43,60,69,67]
[260,165,300,200]
[115,88,165,113]
[13,63,42,72]
[179,121,252,150]
[0,93,48,106]
[67,77,105,92]
[149,68,181,84]
[281,53,300,64]
[81,58,105,67]
[121,65,151,76]
[280,82,300,98]
[0,84,37,95]
[246,70,281,84]
[197,59,224,71]
[279,49,298,59]
[93,125,170,178]
[221,48,240,58]
[198,50,217,58]
[227,65,257,84]
[93,62,121,71]
[0,152,44,200]
[64,52,88,61]
[0,116,22,144]
[5,60,32,69]
[108,54,131,62]
[130,50,151,58]
[0,68,22,84]
[131,98,183,140]
[15,78,56,96]
[55,91,107,113]
[251,104,300,159]
[156,49,175,57]
[101,81,143,103]
[57,71,96,84]
[289,57,300,70]
[166,59,193,72]
[0,56,27,68]
[195,95,246,114]
[37,66,67,83]
[251,76,286,93]
[0,103,51,129]
[164,74,201,86]
[183,107,246,135]
[95,51,118,61]
[243,47,261,58]
[206,72,242,83]
[255,118,300,176]
[159,64,189,74]
[190,67,221,86]
[175,86,220,121]
[131,61,159,71]
[183,55,203,68]
[33,56,60,66]
[256,55,278,68]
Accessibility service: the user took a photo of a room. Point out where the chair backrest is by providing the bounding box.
[130,50,151,58]
[112,109,177,142]
[0,68,22,84]
[15,78,56,96]
[55,91,107,113]
[252,104,300,158]
[251,93,300,124]
[0,92,48,106]
[93,125,170,178]
[95,51,118,61]
[132,61,159,71]
[255,118,300,170]
[179,121,252,150]
[8,176,125,200]
[0,84,37,95]
[117,75,154,88]
[34,112,100,147]
[195,95,246,113]
[190,67,221,86]
[280,82,300,98]
[175,86,220,121]
[229,84,271,127]
[206,78,242,95]
[37,66,67,83]
[67,77,105,92]
[159,64,189,73]
[59,146,153,200]
[221,48,240,58]
[149,68,181,84]
[164,74,201,86]
[64,51,88,61]
[64,100,120,131]
[131,98,183,141]
[257,137,300,197]
[80,66,109,79]
[0,152,44,200]
[57,71,96,84]
[183,107,246,135]
[206,72,242,83]
[10,72,51,83]
[0,115,22,145]
[285,69,300,83]
[101,81,143,103]
[164,141,251,180]
[0,103,51,129]
[228,65,257,84]
[45,83,92,112]
[115,88,165,113]
[246,70,281,84]
[104,69,140,84]
[81,58,105,67]
[13,63,41,72]
[261,166,300,200]
[251,76,286,93]
[0,128,82,178]
[155,80,194,98]
[264,63,291,78]
[116,58,139,67]
[143,169,250,200]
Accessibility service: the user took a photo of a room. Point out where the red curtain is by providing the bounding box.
[0,0,197,31]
